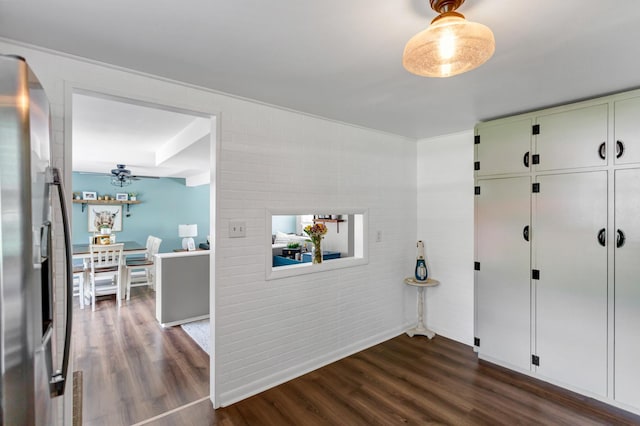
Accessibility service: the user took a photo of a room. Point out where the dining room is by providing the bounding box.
[69,90,216,425]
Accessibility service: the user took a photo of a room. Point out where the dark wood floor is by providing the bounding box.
[72,287,210,426]
[208,337,640,426]
[73,288,640,425]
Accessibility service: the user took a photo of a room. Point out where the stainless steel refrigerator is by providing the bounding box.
[0,55,73,425]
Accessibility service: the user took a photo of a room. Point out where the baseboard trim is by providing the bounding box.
[160,314,209,328]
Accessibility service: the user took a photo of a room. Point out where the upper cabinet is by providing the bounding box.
[475,118,532,176]
[534,104,608,171]
[615,96,640,165]
[476,104,610,177]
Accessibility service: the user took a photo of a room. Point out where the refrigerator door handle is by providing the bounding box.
[49,167,72,397]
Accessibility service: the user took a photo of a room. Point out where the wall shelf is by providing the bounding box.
[73,199,141,213]
[313,218,345,233]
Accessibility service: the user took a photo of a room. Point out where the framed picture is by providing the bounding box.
[115,193,128,201]
[88,205,123,232]
[82,191,97,201]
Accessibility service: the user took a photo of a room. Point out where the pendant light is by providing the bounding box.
[403,0,495,78]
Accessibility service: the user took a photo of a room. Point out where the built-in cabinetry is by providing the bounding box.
[533,171,608,396]
[475,176,530,371]
[474,91,640,414]
[614,168,640,408]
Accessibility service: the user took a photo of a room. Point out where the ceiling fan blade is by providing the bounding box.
[76,171,112,176]
[131,175,160,179]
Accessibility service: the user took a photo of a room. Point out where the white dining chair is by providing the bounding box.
[87,243,124,311]
[73,258,90,309]
[125,236,162,300]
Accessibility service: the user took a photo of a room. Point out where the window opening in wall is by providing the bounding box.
[267,210,368,280]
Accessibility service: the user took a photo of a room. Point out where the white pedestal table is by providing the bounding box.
[404,277,440,339]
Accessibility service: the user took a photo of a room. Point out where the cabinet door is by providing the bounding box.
[535,104,608,171]
[475,118,532,176]
[614,97,640,165]
[614,168,640,409]
[475,177,531,370]
[534,171,607,397]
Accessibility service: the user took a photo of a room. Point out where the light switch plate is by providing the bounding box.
[229,221,246,238]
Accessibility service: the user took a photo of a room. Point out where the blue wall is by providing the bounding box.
[272,215,296,234]
[72,173,210,253]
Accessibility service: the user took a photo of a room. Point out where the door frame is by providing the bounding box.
[63,82,221,408]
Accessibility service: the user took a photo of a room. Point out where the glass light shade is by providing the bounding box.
[403,14,495,78]
[111,176,131,187]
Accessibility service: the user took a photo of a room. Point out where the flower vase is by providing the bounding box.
[312,241,323,264]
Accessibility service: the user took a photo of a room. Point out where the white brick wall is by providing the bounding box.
[216,108,418,404]
[417,131,475,345]
[0,40,418,410]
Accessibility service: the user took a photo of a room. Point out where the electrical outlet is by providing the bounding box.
[376,230,382,242]
[229,221,246,238]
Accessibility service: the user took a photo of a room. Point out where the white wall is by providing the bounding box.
[217,110,417,404]
[321,219,348,254]
[0,40,418,409]
[417,130,475,345]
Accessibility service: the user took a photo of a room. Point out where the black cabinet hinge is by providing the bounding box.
[475,186,480,195]
[474,135,480,144]
[532,154,540,164]
[474,161,480,171]
[532,183,540,193]
[532,355,540,366]
[532,269,540,280]
[474,337,480,347]
[474,262,480,271]
[532,124,540,135]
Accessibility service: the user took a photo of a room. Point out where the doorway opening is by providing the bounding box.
[67,88,217,425]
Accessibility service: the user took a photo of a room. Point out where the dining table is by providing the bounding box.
[73,241,147,301]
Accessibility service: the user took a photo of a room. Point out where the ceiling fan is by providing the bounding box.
[110,164,158,187]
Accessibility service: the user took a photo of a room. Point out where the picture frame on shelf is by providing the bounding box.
[115,193,128,201]
[88,205,123,232]
[82,191,97,200]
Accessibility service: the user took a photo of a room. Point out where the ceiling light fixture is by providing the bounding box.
[110,164,133,187]
[111,175,132,187]
[403,0,495,78]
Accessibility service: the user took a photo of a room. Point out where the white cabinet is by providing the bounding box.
[474,89,640,412]
[614,97,640,165]
[535,104,608,171]
[475,118,532,176]
[475,177,531,370]
[614,168,640,408]
[533,171,608,397]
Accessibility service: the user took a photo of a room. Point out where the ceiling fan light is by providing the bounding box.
[403,12,495,78]
[111,175,132,187]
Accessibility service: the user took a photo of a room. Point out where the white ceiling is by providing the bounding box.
[2,1,640,140]
[71,93,211,185]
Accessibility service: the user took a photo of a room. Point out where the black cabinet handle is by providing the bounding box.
[598,142,606,160]
[523,225,529,242]
[523,151,530,168]
[598,228,606,247]
[617,229,626,248]
[616,140,625,159]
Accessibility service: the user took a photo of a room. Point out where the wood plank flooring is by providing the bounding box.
[73,288,640,425]
[72,287,210,426]
[211,337,640,426]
